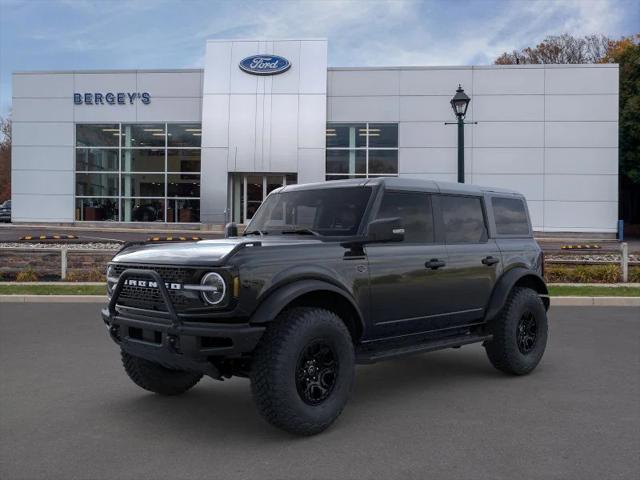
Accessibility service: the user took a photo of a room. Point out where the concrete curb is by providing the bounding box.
[0,295,638,306]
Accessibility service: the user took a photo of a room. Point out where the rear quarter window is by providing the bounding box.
[492,197,530,235]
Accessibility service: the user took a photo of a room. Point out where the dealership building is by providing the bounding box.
[11,39,619,232]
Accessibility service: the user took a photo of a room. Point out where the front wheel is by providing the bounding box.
[484,287,548,375]
[250,307,355,436]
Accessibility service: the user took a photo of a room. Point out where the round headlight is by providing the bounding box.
[106,264,117,296]
[200,272,226,305]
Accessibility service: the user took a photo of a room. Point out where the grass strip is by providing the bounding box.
[0,284,105,295]
[548,285,640,297]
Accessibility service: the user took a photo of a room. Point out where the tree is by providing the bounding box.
[0,116,10,203]
[495,33,640,226]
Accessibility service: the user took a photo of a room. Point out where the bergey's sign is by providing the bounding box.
[239,55,291,75]
[74,92,151,105]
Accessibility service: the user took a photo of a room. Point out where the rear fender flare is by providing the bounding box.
[485,268,549,322]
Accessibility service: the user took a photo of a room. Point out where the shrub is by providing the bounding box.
[545,264,620,283]
[16,268,39,282]
[629,266,640,283]
[65,268,104,282]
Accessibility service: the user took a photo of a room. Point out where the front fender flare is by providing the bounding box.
[249,279,364,329]
[485,268,549,322]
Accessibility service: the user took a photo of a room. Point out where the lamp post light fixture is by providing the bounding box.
[445,84,475,183]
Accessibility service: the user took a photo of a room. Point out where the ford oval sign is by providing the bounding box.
[239,55,291,75]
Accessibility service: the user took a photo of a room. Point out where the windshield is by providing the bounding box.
[246,186,372,237]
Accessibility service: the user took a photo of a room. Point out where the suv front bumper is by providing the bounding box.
[102,268,265,377]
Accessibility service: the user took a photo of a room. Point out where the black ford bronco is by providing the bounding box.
[102,178,549,435]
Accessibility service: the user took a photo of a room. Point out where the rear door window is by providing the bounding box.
[376,191,434,243]
[441,195,487,243]
[492,197,530,235]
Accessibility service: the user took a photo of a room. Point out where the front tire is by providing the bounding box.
[121,351,202,395]
[484,287,548,375]
[250,307,355,436]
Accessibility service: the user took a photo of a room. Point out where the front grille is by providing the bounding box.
[112,264,204,311]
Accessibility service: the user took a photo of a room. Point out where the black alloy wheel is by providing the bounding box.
[295,340,339,405]
[516,311,538,354]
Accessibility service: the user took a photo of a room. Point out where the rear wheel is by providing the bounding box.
[250,307,355,436]
[484,287,548,375]
[121,351,202,395]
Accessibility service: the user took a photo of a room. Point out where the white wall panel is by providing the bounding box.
[201,95,229,148]
[200,148,228,224]
[400,122,471,148]
[298,95,326,149]
[11,194,74,222]
[527,200,544,230]
[12,146,74,171]
[545,94,618,121]
[544,148,617,175]
[544,201,617,231]
[269,94,299,172]
[136,97,201,122]
[12,170,73,195]
[228,95,258,171]
[203,42,232,94]
[473,174,543,201]
[329,70,399,96]
[399,69,472,95]
[474,122,544,148]
[545,66,618,95]
[73,103,136,122]
[545,122,618,148]
[545,174,617,202]
[473,95,544,122]
[473,67,544,95]
[74,73,136,92]
[228,41,260,94]
[13,73,74,98]
[299,41,328,94]
[298,149,325,184]
[137,72,202,97]
[12,122,73,146]
[329,96,398,122]
[399,96,463,122]
[13,98,73,122]
[399,147,465,173]
[472,148,544,174]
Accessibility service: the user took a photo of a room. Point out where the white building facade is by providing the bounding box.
[11,39,619,232]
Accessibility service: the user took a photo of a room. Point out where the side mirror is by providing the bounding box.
[366,217,404,243]
[224,222,238,238]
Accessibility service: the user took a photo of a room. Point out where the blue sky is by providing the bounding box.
[0,0,638,116]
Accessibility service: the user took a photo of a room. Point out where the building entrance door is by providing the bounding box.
[229,174,297,224]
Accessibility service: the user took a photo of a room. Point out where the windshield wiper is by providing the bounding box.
[280,227,320,236]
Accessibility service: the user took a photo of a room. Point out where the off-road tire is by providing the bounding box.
[121,351,202,395]
[250,307,355,436]
[485,287,548,375]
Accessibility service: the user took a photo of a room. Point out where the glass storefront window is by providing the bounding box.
[167,199,200,223]
[168,124,202,147]
[326,123,366,148]
[121,124,166,147]
[75,148,118,171]
[121,174,165,197]
[76,173,119,197]
[121,198,165,222]
[76,124,120,147]
[326,122,399,181]
[121,149,165,172]
[167,149,200,173]
[75,123,202,222]
[75,198,119,221]
[167,174,200,197]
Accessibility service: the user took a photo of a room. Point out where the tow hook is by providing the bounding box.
[108,325,121,342]
[167,335,179,352]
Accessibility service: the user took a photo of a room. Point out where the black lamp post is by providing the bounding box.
[447,84,472,183]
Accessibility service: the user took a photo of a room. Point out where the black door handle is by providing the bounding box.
[482,256,500,266]
[425,258,446,270]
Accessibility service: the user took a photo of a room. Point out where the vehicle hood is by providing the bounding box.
[112,236,324,266]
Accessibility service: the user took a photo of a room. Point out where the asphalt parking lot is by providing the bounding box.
[1,304,638,480]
